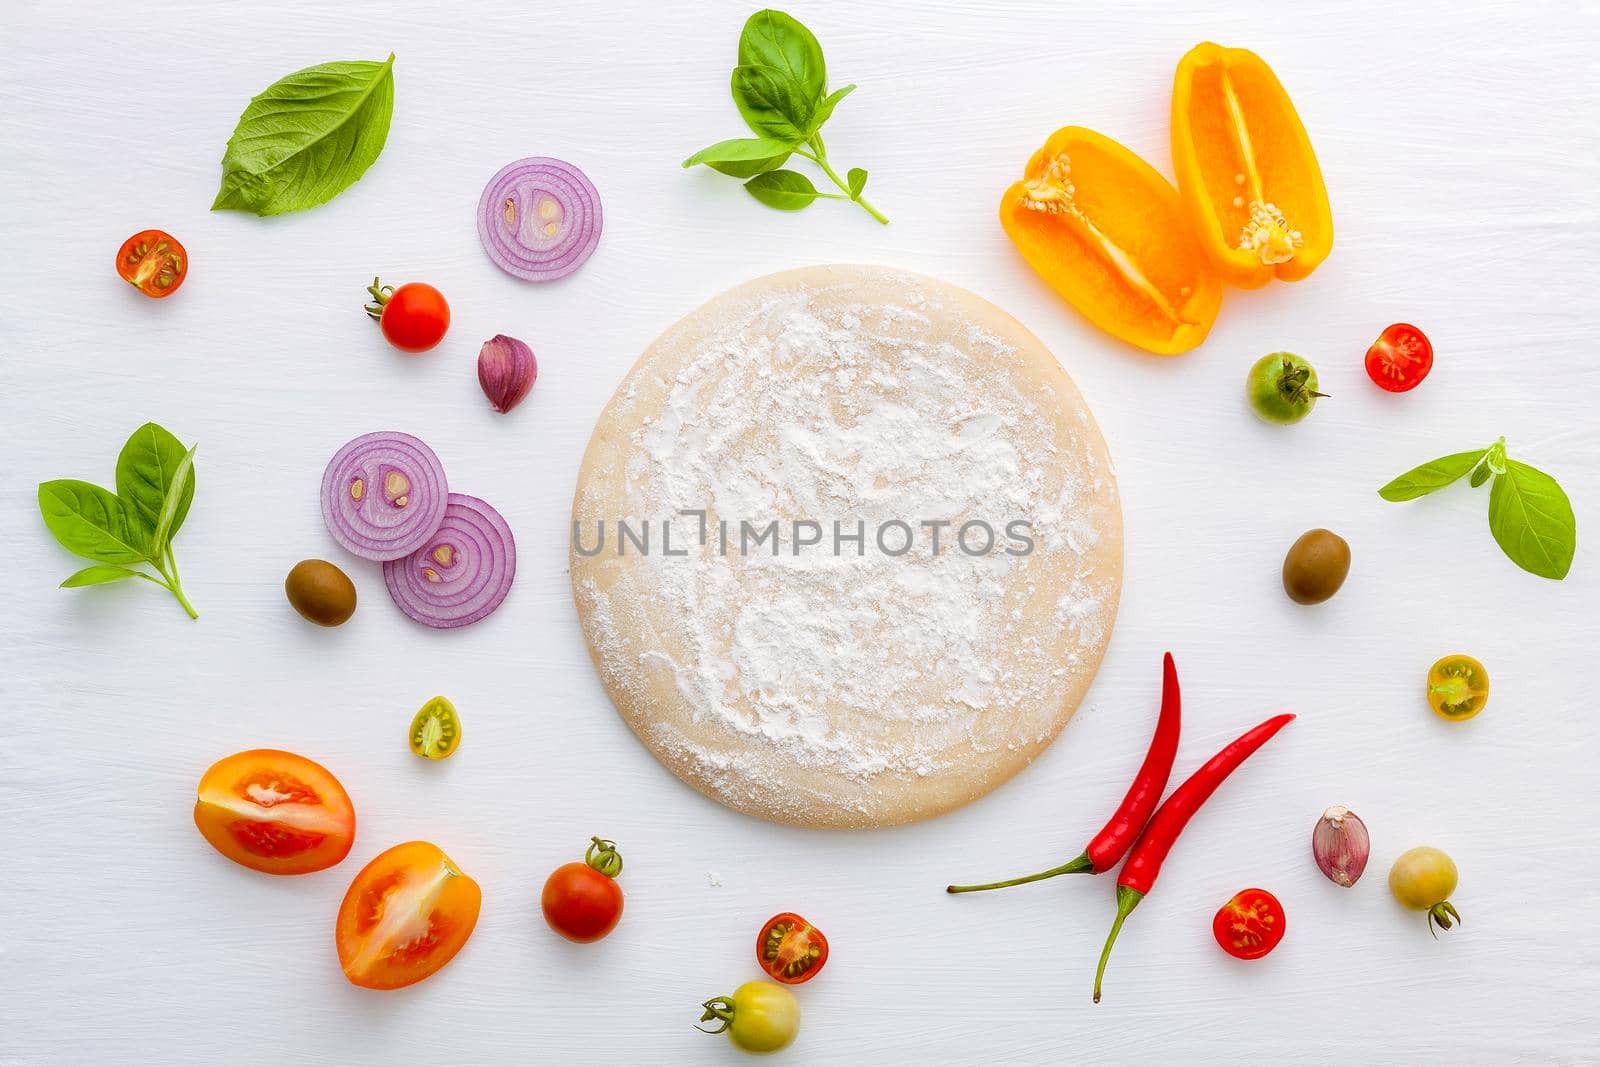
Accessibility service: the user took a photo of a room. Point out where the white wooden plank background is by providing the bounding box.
[2,1,1597,1063]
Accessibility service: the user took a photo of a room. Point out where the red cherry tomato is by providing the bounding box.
[364,277,450,353]
[1212,888,1286,960]
[541,837,624,943]
[1364,323,1432,392]
[116,229,188,298]
[756,912,829,984]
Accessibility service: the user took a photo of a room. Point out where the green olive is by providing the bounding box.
[1282,529,1350,604]
[1247,352,1324,424]
[285,559,357,626]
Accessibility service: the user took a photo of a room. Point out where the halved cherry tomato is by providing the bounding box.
[193,749,355,875]
[1365,323,1433,392]
[1212,888,1286,960]
[756,912,829,984]
[116,230,188,298]
[364,277,450,353]
[1428,654,1489,721]
[409,696,461,759]
[336,841,482,990]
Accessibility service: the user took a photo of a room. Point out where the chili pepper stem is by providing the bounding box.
[946,851,1095,894]
[1093,885,1144,1003]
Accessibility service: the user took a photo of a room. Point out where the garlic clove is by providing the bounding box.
[1312,805,1370,887]
[478,334,537,414]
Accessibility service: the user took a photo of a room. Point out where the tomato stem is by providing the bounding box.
[1427,900,1461,938]
[585,836,623,878]
[364,276,395,321]
[946,851,1094,893]
[1277,358,1327,403]
[1093,885,1144,1003]
[696,996,735,1034]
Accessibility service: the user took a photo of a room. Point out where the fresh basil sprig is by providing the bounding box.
[1379,437,1576,580]
[38,423,200,617]
[684,10,887,223]
[213,55,396,216]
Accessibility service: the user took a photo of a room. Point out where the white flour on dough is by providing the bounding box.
[571,266,1122,828]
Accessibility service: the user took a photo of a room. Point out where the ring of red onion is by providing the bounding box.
[321,431,450,561]
[383,493,516,628]
[477,157,602,282]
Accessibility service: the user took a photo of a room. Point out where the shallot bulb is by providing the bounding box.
[1312,805,1370,887]
[478,334,537,414]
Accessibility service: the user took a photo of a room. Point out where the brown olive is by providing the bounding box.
[1282,529,1350,604]
[285,559,357,626]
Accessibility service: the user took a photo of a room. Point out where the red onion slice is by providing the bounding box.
[321,432,450,561]
[477,157,602,282]
[383,493,516,628]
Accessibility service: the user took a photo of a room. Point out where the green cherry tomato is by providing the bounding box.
[1247,352,1325,424]
[698,980,800,1054]
[409,696,461,759]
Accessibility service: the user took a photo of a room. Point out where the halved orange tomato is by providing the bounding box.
[193,749,355,875]
[336,841,482,990]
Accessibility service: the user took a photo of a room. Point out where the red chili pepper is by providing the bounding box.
[1092,712,1294,1003]
[945,653,1182,894]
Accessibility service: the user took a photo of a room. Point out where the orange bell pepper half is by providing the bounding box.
[1000,126,1222,356]
[1171,43,1333,288]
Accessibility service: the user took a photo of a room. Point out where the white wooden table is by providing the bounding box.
[3,1,1596,1062]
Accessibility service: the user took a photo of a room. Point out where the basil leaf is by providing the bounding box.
[61,565,154,588]
[212,54,396,216]
[1378,449,1487,501]
[744,170,822,210]
[683,137,793,178]
[1469,462,1491,488]
[1488,460,1576,579]
[38,481,150,564]
[809,84,855,133]
[116,422,195,545]
[731,65,813,143]
[683,11,886,222]
[151,444,198,554]
[738,10,826,106]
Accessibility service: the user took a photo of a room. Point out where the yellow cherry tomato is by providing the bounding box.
[1389,846,1461,936]
[1427,655,1488,721]
[698,980,800,1054]
[409,696,461,759]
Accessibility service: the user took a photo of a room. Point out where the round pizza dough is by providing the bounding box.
[571,265,1121,828]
